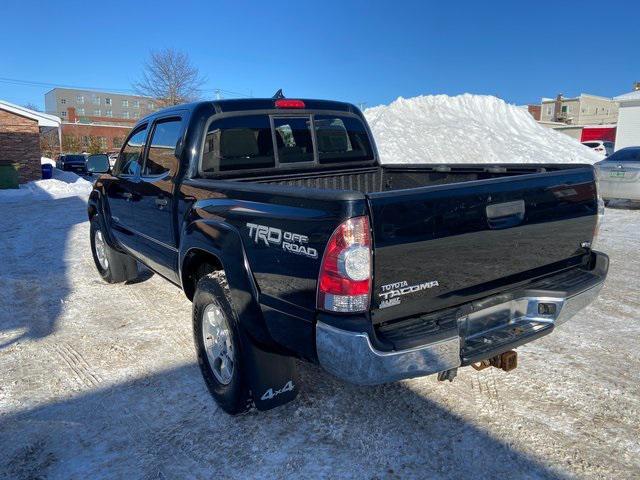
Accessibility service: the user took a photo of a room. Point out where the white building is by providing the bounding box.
[613,90,640,150]
[540,94,618,125]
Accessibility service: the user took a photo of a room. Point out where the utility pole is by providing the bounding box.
[214,89,221,100]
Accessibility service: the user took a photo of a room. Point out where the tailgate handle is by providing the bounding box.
[486,200,525,229]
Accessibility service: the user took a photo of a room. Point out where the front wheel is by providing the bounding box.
[193,271,252,415]
[89,216,138,283]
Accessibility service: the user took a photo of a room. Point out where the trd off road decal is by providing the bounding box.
[378,279,440,308]
[246,223,318,259]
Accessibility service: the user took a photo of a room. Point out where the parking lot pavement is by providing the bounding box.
[1,196,639,479]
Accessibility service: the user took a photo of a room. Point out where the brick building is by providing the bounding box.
[0,100,61,185]
[44,88,156,153]
[527,105,541,121]
[62,107,133,152]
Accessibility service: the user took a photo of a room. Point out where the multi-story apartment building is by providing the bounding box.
[539,93,618,125]
[45,88,157,122]
[44,88,158,153]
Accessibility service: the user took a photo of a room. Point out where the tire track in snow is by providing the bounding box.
[470,368,505,414]
[51,342,102,388]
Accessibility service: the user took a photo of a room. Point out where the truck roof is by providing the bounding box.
[140,98,359,123]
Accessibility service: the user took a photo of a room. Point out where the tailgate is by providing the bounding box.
[367,167,598,323]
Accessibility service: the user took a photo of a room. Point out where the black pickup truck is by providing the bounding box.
[87,96,608,414]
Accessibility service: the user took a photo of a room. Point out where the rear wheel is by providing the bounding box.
[193,271,252,415]
[90,216,138,283]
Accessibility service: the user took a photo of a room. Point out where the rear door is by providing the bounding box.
[597,148,640,200]
[128,115,185,281]
[366,167,598,323]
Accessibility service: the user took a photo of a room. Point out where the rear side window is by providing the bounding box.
[583,142,599,148]
[202,115,275,172]
[143,118,183,176]
[116,125,147,176]
[314,115,374,163]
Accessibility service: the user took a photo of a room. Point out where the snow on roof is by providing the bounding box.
[0,100,61,127]
[541,93,613,103]
[614,90,640,103]
[364,94,601,165]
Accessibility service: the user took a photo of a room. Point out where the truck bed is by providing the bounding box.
[227,163,589,194]
[221,162,599,322]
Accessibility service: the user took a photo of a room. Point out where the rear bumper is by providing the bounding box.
[316,252,607,385]
[599,179,640,201]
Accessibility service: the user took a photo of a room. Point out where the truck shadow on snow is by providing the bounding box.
[0,361,568,479]
[0,194,88,350]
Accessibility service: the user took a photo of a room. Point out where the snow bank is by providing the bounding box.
[0,169,92,203]
[365,94,601,165]
[41,156,55,166]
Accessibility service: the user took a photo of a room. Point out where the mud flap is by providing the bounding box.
[239,331,299,411]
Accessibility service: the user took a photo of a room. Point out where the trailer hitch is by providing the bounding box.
[471,350,518,372]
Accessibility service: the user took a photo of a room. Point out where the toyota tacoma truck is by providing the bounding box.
[86,95,608,414]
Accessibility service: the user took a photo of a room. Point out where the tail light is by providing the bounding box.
[317,216,372,313]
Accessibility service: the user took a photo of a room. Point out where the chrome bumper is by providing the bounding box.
[316,280,604,386]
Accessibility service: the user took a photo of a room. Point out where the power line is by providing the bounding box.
[0,76,134,93]
[0,76,254,99]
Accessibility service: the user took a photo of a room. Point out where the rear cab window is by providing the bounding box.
[200,112,374,175]
[315,115,373,163]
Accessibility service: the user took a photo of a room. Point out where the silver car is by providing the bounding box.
[595,147,640,203]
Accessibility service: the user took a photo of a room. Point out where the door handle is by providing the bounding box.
[155,197,168,209]
[486,200,525,229]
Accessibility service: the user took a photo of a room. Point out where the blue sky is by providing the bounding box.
[1,0,638,110]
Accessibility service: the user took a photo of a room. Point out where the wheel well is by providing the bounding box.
[182,249,224,301]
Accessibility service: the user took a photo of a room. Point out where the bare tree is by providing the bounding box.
[133,49,205,106]
[23,103,41,112]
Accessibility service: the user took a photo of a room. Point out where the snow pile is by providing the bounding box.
[0,169,92,203]
[41,156,55,166]
[365,94,601,164]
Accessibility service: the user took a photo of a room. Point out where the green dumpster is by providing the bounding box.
[0,163,20,189]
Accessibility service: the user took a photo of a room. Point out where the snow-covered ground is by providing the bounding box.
[0,99,638,478]
[0,169,92,203]
[0,192,639,478]
[365,94,602,165]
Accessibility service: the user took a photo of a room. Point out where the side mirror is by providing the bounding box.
[86,154,111,174]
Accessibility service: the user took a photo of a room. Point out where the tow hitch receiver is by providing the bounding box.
[471,350,518,372]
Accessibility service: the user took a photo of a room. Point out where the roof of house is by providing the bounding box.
[614,90,640,103]
[0,100,61,127]
[541,93,613,103]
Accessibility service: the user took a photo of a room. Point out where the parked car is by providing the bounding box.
[86,97,608,415]
[595,146,640,202]
[582,140,614,157]
[56,154,88,173]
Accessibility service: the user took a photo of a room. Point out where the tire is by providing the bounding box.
[90,216,138,283]
[193,271,252,415]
